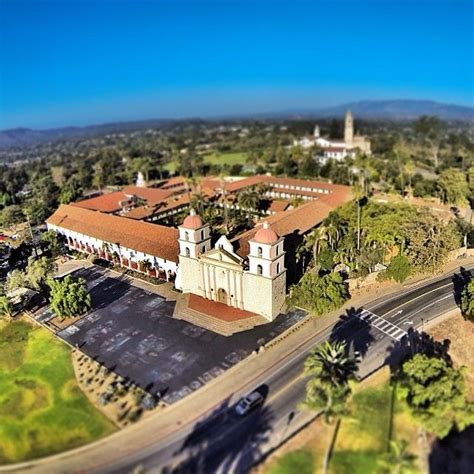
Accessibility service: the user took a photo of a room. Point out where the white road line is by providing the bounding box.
[406,293,454,319]
[366,280,454,315]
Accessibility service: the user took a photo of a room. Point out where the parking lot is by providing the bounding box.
[33,266,306,404]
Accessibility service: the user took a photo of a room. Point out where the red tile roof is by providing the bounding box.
[72,192,130,213]
[160,176,188,190]
[233,200,336,257]
[122,186,173,205]
[47,204,179,262]
[268,200,291,213]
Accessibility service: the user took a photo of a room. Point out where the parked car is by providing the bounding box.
[234,390,265,416]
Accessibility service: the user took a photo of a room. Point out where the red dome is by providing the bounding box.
[182,209,203,229]
[254,221,279,244]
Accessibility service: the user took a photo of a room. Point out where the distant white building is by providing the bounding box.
[293,110,371,162]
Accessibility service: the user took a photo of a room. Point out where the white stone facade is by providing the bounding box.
[176,220,287,321]
[47,223,178,281]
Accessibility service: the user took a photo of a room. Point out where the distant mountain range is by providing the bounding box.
[309,99,474,121]
[1,99,472,150]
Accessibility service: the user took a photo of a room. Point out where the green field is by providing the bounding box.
[203,151,248,166]
[164,151,248,173]
[0,319,115,464]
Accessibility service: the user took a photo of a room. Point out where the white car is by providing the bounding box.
[234,391,264,416]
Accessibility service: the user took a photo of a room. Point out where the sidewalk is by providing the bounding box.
[2,258,473,473]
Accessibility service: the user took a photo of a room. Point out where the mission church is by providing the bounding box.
[47,174,352,332]
[294,110,371,161]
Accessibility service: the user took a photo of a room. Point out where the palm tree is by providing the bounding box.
[304,226,329,262]
[302,341,359,474]
[141,259,152,274]
[378,439,416,474]
[190,192,206,215]
[237,189,260,216]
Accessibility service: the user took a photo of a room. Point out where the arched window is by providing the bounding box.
[257,246,263,257]
[185,247,190,257]
[202,245,205,253]
[276,262,280,273]
[276,245,279,256]
[184,231,189,241]
[257,264,263,275]
[201,230,205,240]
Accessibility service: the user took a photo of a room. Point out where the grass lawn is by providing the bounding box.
[0,319,115,464]
[264,369,421,474]
[203,151,248,166]
[163,151,248,174]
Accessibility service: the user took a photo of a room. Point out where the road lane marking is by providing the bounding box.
[355,309,407,341]
[406,293,453,319]
[367,280,454,316]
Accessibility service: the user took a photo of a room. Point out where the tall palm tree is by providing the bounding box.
[190,192,206,215]
[237,189,260,216]
[303,340,359,474]
[304,226,329,262]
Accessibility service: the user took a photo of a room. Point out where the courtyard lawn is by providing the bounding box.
[0,319,115,464]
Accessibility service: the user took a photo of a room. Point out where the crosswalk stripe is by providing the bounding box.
[354,308,407,341]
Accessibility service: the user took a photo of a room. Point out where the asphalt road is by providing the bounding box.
[107,265,473,474]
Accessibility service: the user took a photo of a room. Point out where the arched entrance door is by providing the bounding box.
[217,288,228,305]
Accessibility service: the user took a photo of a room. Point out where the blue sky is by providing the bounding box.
[0,0,472,129]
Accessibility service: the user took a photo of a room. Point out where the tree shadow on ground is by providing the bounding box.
[452,266,473,309]
[429,424,474,474]
[329,307,376,358]
[384,327,452,373]
[162,392,274,474]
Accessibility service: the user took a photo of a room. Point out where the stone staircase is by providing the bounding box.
[173,294,268,336]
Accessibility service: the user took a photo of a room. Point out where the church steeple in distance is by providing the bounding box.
[344,110,354,146]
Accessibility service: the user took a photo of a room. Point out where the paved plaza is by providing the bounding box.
[33,266,306,404]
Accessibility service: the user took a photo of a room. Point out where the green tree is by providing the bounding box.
[385,255,411,283]
[237,189,260,215]
[0,205,24,228]
[26,257,57,293]
[59,176,83,204]
[48,275,91,319]
[302,341,359,474]
[405,213,460,273]
[398,353,474,439]
[5,269,28,293]
[0,295,13,318]
[460,278,474,320]
[40,230,64,257]
[288,271,349,315]
[437,168,469,205]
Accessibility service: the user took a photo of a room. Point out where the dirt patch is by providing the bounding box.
[72,349,164,428]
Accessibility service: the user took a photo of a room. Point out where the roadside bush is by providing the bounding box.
[385,255,411,283]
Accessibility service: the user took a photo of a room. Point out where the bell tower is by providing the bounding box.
[248,222,285,278]
[344,110,354,146]
[244,221,287,320]
[178,209,211,259]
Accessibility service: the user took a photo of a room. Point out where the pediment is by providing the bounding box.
[201,247,243,266]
